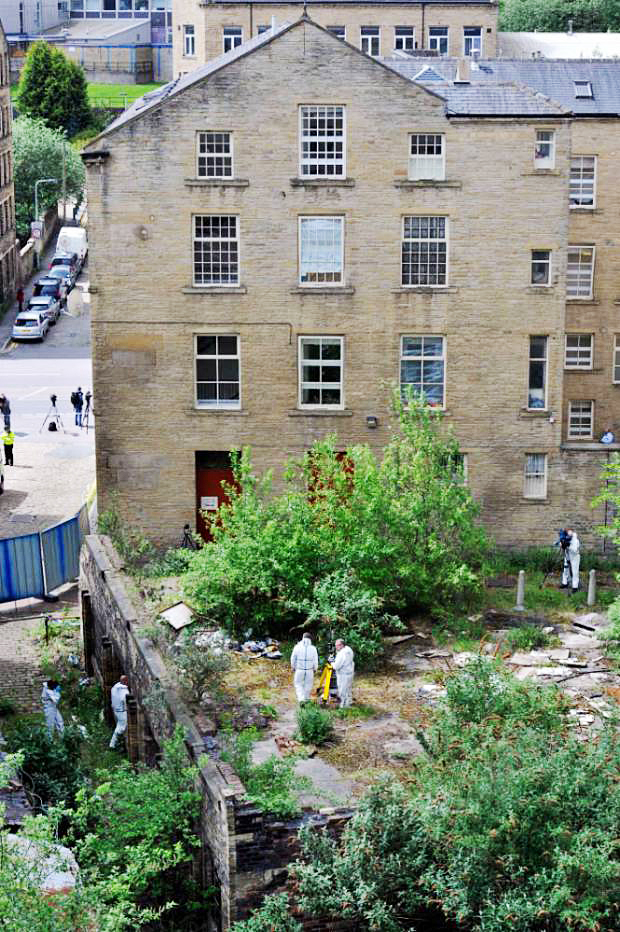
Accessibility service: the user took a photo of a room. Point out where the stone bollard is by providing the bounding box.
[587,569,596,607]
[515,570,525,611]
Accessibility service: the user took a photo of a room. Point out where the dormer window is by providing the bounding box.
[574,80,593,98]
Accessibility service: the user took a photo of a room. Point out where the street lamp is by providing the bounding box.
[33,178,57,268]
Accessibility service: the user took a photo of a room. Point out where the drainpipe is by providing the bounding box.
[421,3,425,50]
[249,1,253,37]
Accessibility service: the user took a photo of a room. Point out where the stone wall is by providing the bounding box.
[80,533,353,929]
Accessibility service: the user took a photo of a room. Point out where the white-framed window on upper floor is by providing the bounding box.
[567,245,595,298]
[183,24,195,57]
[299,336,344,409]
[327,26,346,40]
[463,27,481,56]
[361,26,380,56]
[568,400,594,439]
[531,250,551,286]
[409,134,445,180]
[574,80,593,99]
[223,27,243,53]
[428,26,448,55]
[528,335,548,410]
[524,453,547,499]
[299,105,345,178]
[257,24,269,34]
[195,334,240,409]
[299,216,344,286]
[534,130,555,169]
[565,333,593,369]
[570,156,596,208]
[197,132,233,179]
[402,216,448,287]
[395,26,415,52]
[613,336,620,384]
[193,215,239,286]
[400,335,446,408]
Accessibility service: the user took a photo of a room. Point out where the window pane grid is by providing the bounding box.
[524,453,546,498]
[429,27,448,54]
[300,337,343,407]
[567,246,594,298]
[402,216,447,286]
[223,27,242,52]
[569,156,595,207]
[528,335,547,409]
[535,130,554,168]
[395,26,415,51]
[361,27,380,55]
[300,105,345,177]
[464,26,481,55]
[531,250,550,285]
[409,134,445,180]
[195,335,240,407]
[565,334,593,368]
[197,132,233,178]
[193,215,239,285]
[300,216,343,284]
[568,400,593,438]
[400,335,445,407]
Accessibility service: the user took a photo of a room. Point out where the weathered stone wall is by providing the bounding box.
[80,533,353,928]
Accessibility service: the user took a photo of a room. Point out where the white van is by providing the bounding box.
[56,226,88,265]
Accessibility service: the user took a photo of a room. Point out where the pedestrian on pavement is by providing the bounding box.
[16,286,24,313]
[71,387,84,427]
[0,395,10,430]
[290,632,319,703]
[109,674,130,750]
[2,427,14,465]
[41,679,64,737]
[332,639,355,708]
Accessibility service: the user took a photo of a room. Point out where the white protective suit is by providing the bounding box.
[41,682,64,736]
[109,680,130,749]
[562,532,581,591]
[290,636,318,703]
[332,645,355,708]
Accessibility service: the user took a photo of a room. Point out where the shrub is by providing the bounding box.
[0,696,15,716]
[232,894,301,931]
[504,624,551,652]
[222,728,308,817]
[296,703,333,746]
[5,721,85,809]
[174,628,231,704]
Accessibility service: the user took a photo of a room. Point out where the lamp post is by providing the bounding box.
[33,178,58,268]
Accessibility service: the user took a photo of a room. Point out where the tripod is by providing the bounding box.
[39,399,66,433]
[180,524,198,550]
[81,394,92,432]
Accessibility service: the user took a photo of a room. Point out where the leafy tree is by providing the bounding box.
[501,0,620,32]
[13,116,85,238]
[16,42,92,135]
[232,894,302,931]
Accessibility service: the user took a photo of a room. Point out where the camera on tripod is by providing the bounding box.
[50,393,57,406]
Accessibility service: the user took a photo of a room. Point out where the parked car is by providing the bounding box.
[49,251,80,276]
[56,226,87,265]
[33,276,67,306]
[12,310,50,341]
[27,294,60,324]
[46,263,76,292]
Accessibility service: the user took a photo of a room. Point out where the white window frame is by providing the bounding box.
[299,105,346,178]
[409,133,445,181]
[193,215,239,287]
[524,453,547,499]
[574,80,593,98]
[401,216,449,288]
[428,26,448,55]
[298,335,344,410]
[531,249,551,286]
[183,24,195,57]
[534,130,555,169]
[394,26,415,52]
[569,155,596,208]
[565,333,593,370]
[327,26,346,40]
[568,400,594,439]
[197,132,233,179]
[567,245,595,299]
[614,337,620,385]
[195,334,241,409]
[223,26,243,53]
[257,24,270,34]
[361,26,380,56]
[527,335,548,411]
[463,27,482,57]
[400,335,446,409]
[298,216,344,286]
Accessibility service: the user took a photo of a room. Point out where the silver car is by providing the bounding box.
[12,310,50,341]
[27,294,60,324]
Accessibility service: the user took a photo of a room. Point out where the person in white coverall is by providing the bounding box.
[332,639,355,708]
[109,675,130,749]
[290,633,318,703]
[41,679,64,736]
[561,528,581,592]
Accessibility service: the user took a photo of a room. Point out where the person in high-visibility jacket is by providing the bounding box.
[1,427,14,466]
[290,632,318,703]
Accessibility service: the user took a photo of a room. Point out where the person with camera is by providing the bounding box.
[558,527,581,593]
[71,387,84,427]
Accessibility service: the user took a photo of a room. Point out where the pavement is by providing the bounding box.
[0,237,95,540]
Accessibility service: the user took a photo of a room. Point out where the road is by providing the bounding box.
[0,260,95,539]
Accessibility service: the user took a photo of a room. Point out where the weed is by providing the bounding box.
[296,703,334,746]
[221,728,309,817]
[432,615,486,651]
[259,704,278,720]
[504,625,551,652]
[0,696,15,717]
[332,703,376,721]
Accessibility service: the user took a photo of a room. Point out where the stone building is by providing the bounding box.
[83,18,620,550]
[0,22,17,307]
[172,0,498,75]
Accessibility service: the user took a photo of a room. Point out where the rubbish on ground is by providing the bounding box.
[275,735,304,755]
[159,601,195,631]
[240,638,281,659]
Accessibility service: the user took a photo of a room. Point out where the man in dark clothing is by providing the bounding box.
[0,395,10,430]
[71,387,84,427]
[16,287,24,313]
[1,427,13,465]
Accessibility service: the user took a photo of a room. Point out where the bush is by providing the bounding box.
[174,628,231,704]
[296,703,334,746]
[504,624,551,652]
[232,894,301,931]
[5,721,85,809]
[222,728,308,817]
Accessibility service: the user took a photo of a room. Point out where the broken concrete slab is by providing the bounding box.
[384,736,425,761]
[509,649,569,666]
[534,666,574,677]
[572,612,610,632]
[559,633,602,650]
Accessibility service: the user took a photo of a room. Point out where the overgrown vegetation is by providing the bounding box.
[504,623,553,652]
[501,0,620,32]
[4,721,85,810]
[222,728,308,817]
[175,628,231,704]
[296,703,334,746]
[232,894,302,931]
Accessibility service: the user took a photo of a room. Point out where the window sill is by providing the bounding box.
[290,286,355,295]
[523,169,562,176]
[391,286,457,294]
[562,442,620,451]
[564,367,594,372]
[393,179,461,189]
[566,298,598,304]
[570,206,600,213]
[182,285,247,294]
[184,178,249,188]
[522,497,549,504]
[290,178,355,188]
[189,407,249,416]
[288,408,353,417]
[519,409,551,418]
[526,285,555,293]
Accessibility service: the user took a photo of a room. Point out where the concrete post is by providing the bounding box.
[126,694,140,766]
[587,569,596,607]
[515,570,525,611]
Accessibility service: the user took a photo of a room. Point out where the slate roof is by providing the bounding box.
[439,83,567,116]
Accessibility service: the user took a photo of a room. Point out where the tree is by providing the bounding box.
[16,42,92,135]
[13,116,85,238]
[501,0,620,32]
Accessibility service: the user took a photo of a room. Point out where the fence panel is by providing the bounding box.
[40,513,84,594]
[0,533,45,602]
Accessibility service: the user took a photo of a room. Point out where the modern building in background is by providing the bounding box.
[0,0,67,35]
[67,0,172,45]
[0,22,17,307]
